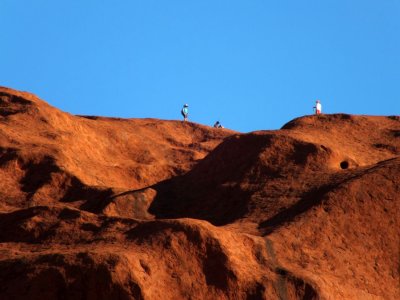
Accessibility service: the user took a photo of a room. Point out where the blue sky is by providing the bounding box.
[1,0,399,132]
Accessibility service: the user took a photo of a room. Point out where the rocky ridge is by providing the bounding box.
[0,86,399,299]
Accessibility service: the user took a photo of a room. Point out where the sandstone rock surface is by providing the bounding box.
[0,87,399,299]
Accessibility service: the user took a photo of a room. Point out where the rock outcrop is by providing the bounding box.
[0,86,399,299]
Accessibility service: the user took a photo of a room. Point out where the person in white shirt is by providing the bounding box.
[314,100,322,114]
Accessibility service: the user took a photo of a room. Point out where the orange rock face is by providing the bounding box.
[0,86,399,299]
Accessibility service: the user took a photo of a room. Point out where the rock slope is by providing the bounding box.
[0,86,399,299]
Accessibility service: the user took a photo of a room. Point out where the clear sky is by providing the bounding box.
[1,0,399,132]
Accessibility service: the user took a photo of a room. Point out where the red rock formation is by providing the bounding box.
[0,86,399,299]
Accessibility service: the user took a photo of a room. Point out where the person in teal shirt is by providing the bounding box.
[181,104,189,121]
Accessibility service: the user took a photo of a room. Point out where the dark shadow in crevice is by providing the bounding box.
[340,161,349,169]
[0,147,19,167]
[0,93,32,117]
[148,176,251,226]
[20,156,60,196]
[259,170,371,236]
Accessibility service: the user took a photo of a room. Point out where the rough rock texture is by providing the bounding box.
[0,86,399,299]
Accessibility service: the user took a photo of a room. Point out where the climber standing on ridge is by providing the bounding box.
[313,100,322,114]
[181,104,189,121]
